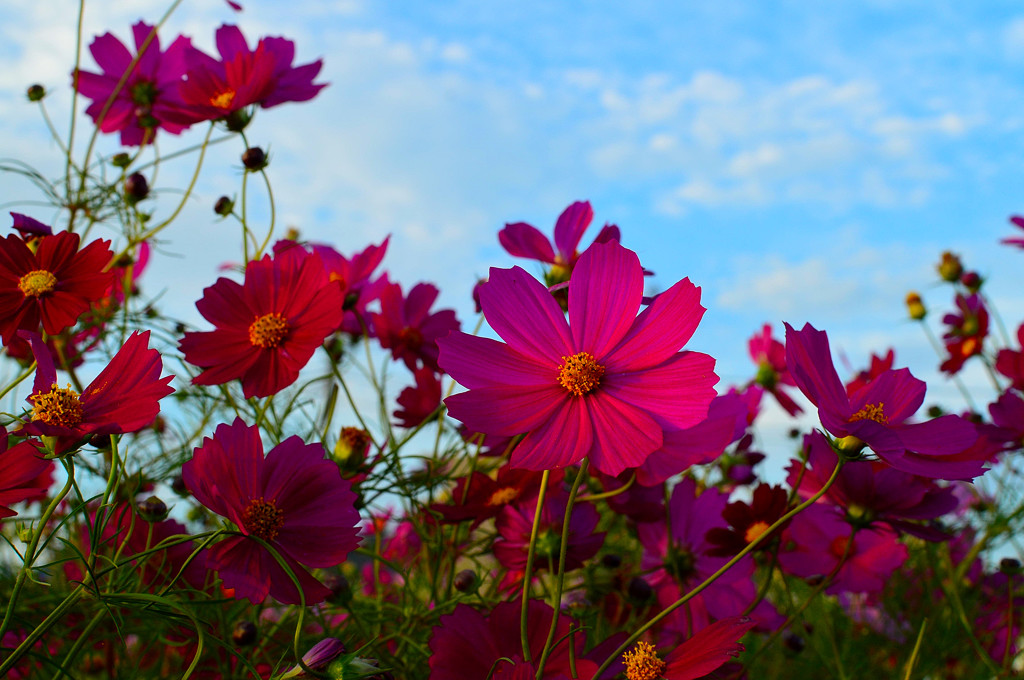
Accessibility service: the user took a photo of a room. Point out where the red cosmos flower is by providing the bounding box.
[177,24,327,122]
[0,428,53,518]
[182,419,361,605]
[785,322,982,480]
[748,323,802,416]
[439,241,717,475]
[996,323,1024,390]
[0,230,114,344]
[20,331,173,453]
[179,249,343,398]
[621,616,756,680]
[844,348,894,396]
[72,22,194,146]
[393,367,441,429]
[430,466,558,526]
[705,483,791,557]
[498,200,620,286]
[940,293,988,374]
[371,280,459,372]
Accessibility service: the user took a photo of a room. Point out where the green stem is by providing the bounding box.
[520,470,551,663]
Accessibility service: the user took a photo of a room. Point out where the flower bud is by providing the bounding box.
[453,569,478,593]
[136,495,168,522]
[905,292,926,320]
[224,108,251,132]
[601,553,622,569]
[627,576,653,603]
[1000,557,1022,575]
[214,196,234,217]
[333,427,371,473]
[784,632,806,653]
[937,251,963,283]
[960,271,982,293]
[26,84,45,102]
[323,574,353,606]
[241,146,268,171]
[111,152,132,168]
[124,172,149,204]
[232,620,258,646]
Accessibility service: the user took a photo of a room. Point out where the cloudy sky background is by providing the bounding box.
[1,0,1023,477]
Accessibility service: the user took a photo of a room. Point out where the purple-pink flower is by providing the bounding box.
[439,241,717,475]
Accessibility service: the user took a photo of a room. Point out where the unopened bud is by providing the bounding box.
[333,427,371,472]
[601,554,622,569]
[26,84,45,102]
[937,251,963,283]
[241,146,268,171]
[224,108,251,132]
[627,576,653,603]
[111,152,132,168]
[232,620,258,646]
[1000,557,1022,575]
[453,569,477,593]
[136,495,168,522]
[324,574,352,606]
[784,632,806,653]
[214,195,234,217]
[960,271,982,293]
[124,172,149,204]
[905,292,926,321]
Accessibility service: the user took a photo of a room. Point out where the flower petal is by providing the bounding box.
[479,265,572,361]
[568,241,643,358]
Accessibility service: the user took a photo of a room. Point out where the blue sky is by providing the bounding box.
[1,0,1023,474]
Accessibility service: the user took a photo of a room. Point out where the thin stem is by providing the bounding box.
[520,470,551,664]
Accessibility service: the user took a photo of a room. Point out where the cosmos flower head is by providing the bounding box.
[439,240,717,476]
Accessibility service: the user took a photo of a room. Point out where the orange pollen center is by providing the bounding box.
[248,313,290,348]
[210,89,236,109]
[830,535,852,558]
[242,498,284,541]
[30,384,83,428]
[487,487,520,506]
[558,352,605,397]
[399,326,424,348]
[623,641,665,680]
[744,520,772,544]
[850,402,887,424]
[18,269,57,297]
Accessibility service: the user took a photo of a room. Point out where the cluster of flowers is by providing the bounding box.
[2,6,1024,680]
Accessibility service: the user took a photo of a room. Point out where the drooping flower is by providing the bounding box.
[0,230,114,344]
[940,293,988,374]
[439,241,717,475]
[748,323,802,416]
[179,248,344,398]
[181,418,361,604]
[72,22,194,146]
[785,322,982,480]
[0,428,53,518]
[621,616,756,680]
[499,200,620,286]
[176,24,327,123]
[20,331,173,453]
[371,280,459,372]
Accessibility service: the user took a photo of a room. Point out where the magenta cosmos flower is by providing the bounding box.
[785,322,982,480]
[438,241,717,475]
[371,280,459,372]
[21,331,173,453]
[177,24,327,123]
[182,419,361,604]
[622,616,756,680]
[179,249,343,398]
[0,230,114,344]
[748,323,801,416]
[73,22,194,146]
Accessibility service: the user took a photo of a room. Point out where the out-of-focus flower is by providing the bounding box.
[371,281,459,372]
[440,241,717,475]
[1001,215,1024,249]
[705,483,791,556]
[996,323,1024,390]
[393,367,442,429]
[180,248,343,398]
[72,22,194,146]
[748,323,802,416]
[182,419,361,604]
[844,349,894,397]
[785,322,982,480]
[940,293,988,374]
[622,616,756,680]
[0,230,114,344]
[494,491,605,573]
[0,426,53,518]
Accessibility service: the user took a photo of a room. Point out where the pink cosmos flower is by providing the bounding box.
[179,248,343,398]
[1001,215,1024,249]
[371,280,459,372]
[72,22,194,146]
[785,322,982,480]
[499,200,620,285]
[182,418,361,604]
[494,492,605,573]
[748,323,802,416]
[439,241,717,475]
[177,25,327,123]
[21,331,173,453]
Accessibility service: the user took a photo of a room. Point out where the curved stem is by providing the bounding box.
[520,470,551,663]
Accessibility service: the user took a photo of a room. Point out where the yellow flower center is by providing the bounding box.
[487,487,520,506]
[623,641,665,680]
[248,313,290,349]
[18,269,57,298]
[850,402,886,424]
[558,352,605,397]
[242,498,284,541]
[210,89,236,109]
[744,520,772,544]
[30,384,83,428]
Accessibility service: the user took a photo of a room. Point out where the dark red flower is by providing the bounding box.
[996,323,1024,390]
[940,293,988,374]
[180,248,343,398]
[182,418,361,604]
[845,349,895,396]
[20,331,173,452]
[494,491,605,573]
[0,230,114,344]
[431,466,558,526]
[705,483,791,556]
[392,366,441,428]
[622,616,756,680]
[0,428,53,518]
[371,280,459,372]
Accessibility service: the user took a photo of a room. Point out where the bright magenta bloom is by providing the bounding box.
[439,241,717,475]
[73,22,194,146]
[182,419,361,605]
[21,331,173,452]
[0,230,114,344]
[785,322,982,480]
[179,249,343,398]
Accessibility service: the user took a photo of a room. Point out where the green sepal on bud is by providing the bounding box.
[26,84,45,102]
[136,495,168,522]
[214,195,235,217]
[111,152,132,168]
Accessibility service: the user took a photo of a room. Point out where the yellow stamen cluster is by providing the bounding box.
[623,641,666,680]
[744,520,772,544]
[248,313,290,349]
[558,352,605,397]
[486,487,520,506]
[30,384,83,428]
[242,498,285,541]
[210,89,236,109]
[18,269,57,298]
[850,402,887,424]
